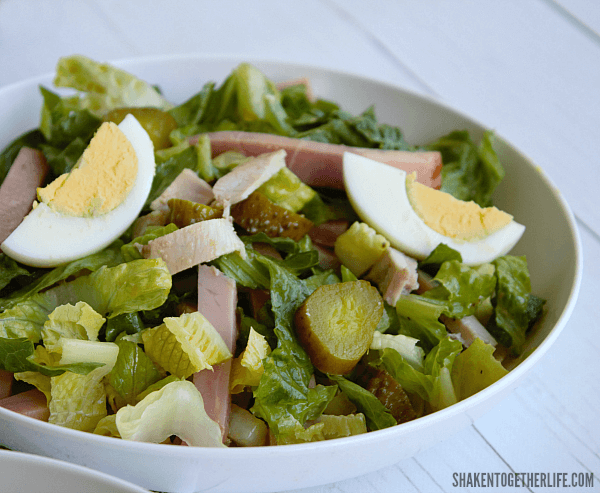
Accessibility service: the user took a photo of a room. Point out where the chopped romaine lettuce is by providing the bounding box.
[109,340,161,405]
[422,261,496,319]
[328,375,396,431]
[53,55,173,117]
[116,380,224,447]
[378,337,463,411]
[487,255,545,354]
[251,257,336,440]
[451,338,508,400]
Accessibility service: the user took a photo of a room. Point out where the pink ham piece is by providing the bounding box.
[0,370,13,399]
[441,314,497,348]
[0,389,49,421]
[0,147,49,245]
[150,168,214,211]
[314,243,341,271]
[365,247,419,306]
[308,220,349,248]
[140,218,245,275]
[189,131,442,190]
[212,149,287,208]
[193,265,238,441]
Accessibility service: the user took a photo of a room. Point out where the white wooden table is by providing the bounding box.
[1,1,598,492]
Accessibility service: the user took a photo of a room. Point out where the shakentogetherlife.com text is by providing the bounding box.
[452,471,594,489]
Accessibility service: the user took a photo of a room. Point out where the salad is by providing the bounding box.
[0,56,545,447]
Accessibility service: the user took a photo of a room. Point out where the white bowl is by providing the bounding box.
[0,55,582,493]
[0,449,149,493]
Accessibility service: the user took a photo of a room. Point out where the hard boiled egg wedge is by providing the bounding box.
[1,114,155,267]
[343,152,525,266]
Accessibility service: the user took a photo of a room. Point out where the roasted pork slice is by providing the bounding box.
[140,218,245,274]
[150,168,214,212]
[212,149,287,208]
[0,147,49,245]
[189,131,442,190]
[365,247,419,306]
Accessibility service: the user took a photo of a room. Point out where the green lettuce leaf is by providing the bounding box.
[451,338,508,400]
[0,337,101,376]
[487,255,544,354]
[0,258,171,343]
[418,243,462,277]
[379,337,462,411]
[0,254,31,292]
[426,130,504,207]
[0,241,124,311]
[211,246,270,290]
[328,375,396,431]
[396,294,447,351]
[105,312,145,342]
[251,257,336,439]
[423,261,496,319]
[53,55,173,117]
[109,340,161,405]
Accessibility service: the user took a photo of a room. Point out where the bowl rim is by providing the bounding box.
[0,449,149,492]
[0,53,584,457]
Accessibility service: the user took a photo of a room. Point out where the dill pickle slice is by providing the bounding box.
[367,369,417,424]
[167,198,223,228]
[103,107,178,150]
[231,191,314,241]
[294,280,383,375]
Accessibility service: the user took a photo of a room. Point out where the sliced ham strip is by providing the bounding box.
[308,220,349,248]
[417,269,497,348]
[189,131,442,190]
[132,209,170,238]
[314,243,341,271]
[365,247,419,306]
[150,168,214,212]
[441,314,497,348]
[212,149,287,208]
[140,218,245,275]
[0,389,49,421]
[0,370,13,399]
[0,147,49,245]
[193,265,238,441]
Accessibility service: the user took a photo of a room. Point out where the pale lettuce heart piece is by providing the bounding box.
[115,380,225,447]
[49,365,109,432]
[230,327,271,394]
[52,54,173,118]
[41,301,106,352]
[142,312,232,379]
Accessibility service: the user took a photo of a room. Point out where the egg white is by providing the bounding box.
[343,152,525,266]
[1,114,155,268]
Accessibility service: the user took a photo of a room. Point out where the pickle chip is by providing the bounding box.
[294,280,383,375]
[231,191,314,241]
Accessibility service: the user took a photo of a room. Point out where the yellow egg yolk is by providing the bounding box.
[37,122,138,217]
[406,174,512,242]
